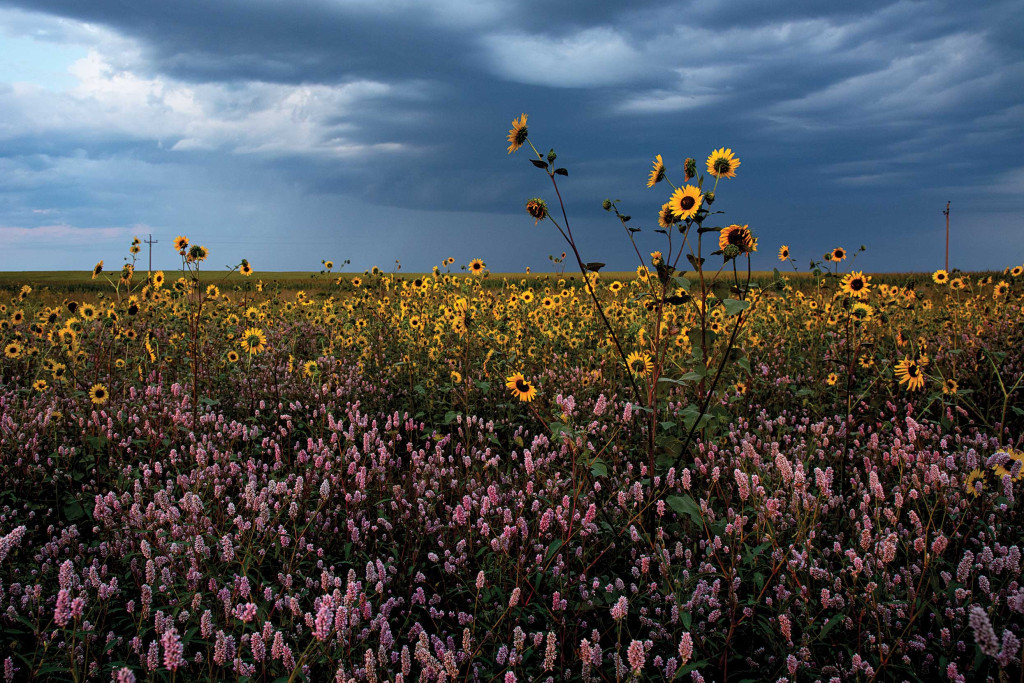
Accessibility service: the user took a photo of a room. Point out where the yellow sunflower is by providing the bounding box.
[646,154,666,188]
[932,269,949,285]
[831,247,847,262]
[240,261,253,277]
[778,245,790,261]
[718,224,757,254]
[942,378,958,395]
[965,468,985,498]
[826,372,839,386]
[173,235,189,253]
[505,372,537,402]
[658,202,679,228]
[469,259,486,275]
[625,351,654,376]
[89,383,109,405]
[33,379,48,392]
[239,327,267,355]
[841,271,871,298]
[894,356,926,391]
[3,341,22,359]
[668,185,703,221]
[706,148,740,179]
[92,261,104,279]
[506,113,528,154]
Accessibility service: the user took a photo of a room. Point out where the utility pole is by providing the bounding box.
[144,234,159,275]
[943,202,950,272]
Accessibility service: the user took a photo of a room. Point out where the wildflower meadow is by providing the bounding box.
[1,117,1023,682]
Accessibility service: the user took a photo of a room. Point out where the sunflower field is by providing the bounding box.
[1,121,1023,682]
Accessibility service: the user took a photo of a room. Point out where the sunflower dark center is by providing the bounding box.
[851,279,864,290]
[728,230,746,246]
[680,197,695,210]
[515,379,529,392]
[908,364,919,377]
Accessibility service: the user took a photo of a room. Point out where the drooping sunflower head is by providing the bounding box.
[718,224,757,254]
[525,198,548,224]
[646,154,666,188]
[668,185,703,221]
[92,261,104,279]
[506,113,529,154]
[706,148,740,179]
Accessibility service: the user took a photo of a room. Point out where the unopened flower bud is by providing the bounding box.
[704,191,715,205]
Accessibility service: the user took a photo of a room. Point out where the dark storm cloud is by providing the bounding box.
[0,0,1021,271]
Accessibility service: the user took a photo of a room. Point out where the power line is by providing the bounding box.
[144,234,159,274]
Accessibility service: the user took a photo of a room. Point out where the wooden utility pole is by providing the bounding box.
[145,234,158,275]
[943,202,950,272]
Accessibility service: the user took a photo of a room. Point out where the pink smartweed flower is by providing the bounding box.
[678,632,693,664]
[54,589,73,627]
[161,627,185,671]
[627,639,646,674]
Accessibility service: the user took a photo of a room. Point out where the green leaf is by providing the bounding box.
[554,168,568,176]
[545,538,564,562]
[590,460,608,478]
[530,159,548,169]
[723,299,750,316]
[666,494,703,526]
[443,411,459,425]
[474,380,490,394]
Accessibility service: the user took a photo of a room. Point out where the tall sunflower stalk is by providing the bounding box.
[508,114,760,474]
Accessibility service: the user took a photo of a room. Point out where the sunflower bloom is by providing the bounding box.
[469,259,486,275]
[719,224,757,254]
[646,154,666,188]
[841,271,871,298]
[932,269,949,285]
[92,261,104,279]
[706,148,740,179]
[506,113,528,154]
[965,468,985,498]
[505,372,537,402]
[88,383,109,405]
[173,236,189,253]
[239,327,268,355]
[668,185,703,221]
[894,357,926,391]
[778,245,790,261]
[625,351,654,376]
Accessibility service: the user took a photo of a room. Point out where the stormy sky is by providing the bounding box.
[1,0,1022,273]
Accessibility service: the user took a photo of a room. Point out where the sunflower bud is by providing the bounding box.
[547,149,557,163]
[704,192,715,205]
[723,244,741,260]
[684,158,697,182]
[602,199,612,211]
[526,198,549,224]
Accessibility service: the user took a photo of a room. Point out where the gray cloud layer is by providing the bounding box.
[1,0,1021,271]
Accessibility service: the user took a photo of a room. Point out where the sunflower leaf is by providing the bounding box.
[585,262,606,272]
[723,299,750,316]
[554,168,568,176]
[530,159,548,169]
